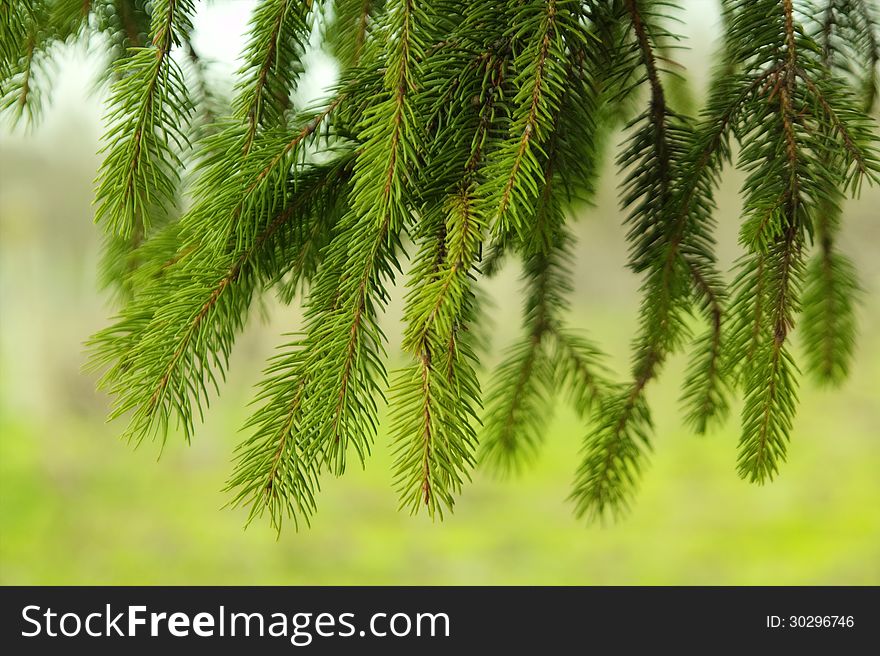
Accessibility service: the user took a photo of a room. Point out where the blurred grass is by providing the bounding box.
[1,16,879,584]
[1,349,878,584]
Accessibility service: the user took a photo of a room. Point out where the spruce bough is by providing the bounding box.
[2,0,878,531]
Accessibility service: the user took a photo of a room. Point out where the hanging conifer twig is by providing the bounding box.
[2,0,878,531]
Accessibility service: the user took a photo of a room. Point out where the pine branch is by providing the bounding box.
[572,0,688,519]
[676,66,785,432]
[3,25,40,122]
[296,0,424,474]
[235,0,318,153]
[391,190,482,516]
[801,241,860,385]
[570,383,652,522]
[480,195,570,474]
[229,2,426,525]
[811,0,880,111]
[737,226,803,482]
[329,0,380,69]
[226,347,320,533]
[88,156,353,446]
[480,239,571,475]
[182,37,226,142]
[480,329,554,476]
[190,96,342,254]
[551,327,610,422]
[1,0,94,124]
[480,38,612,486]
[94,0,195,240]
[732,0,807,482]
[795,5,873,386]
[725,0,811,481]
[680,315,729,434]
[480,0,585,240]
[0,1,34,83]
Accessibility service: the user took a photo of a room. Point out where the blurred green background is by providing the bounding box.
[1,2,878,585]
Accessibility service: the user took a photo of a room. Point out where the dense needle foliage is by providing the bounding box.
[2,0,878,531]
